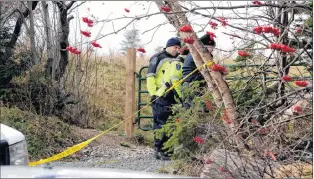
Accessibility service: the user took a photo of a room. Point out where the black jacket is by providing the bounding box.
[182,53,204,83]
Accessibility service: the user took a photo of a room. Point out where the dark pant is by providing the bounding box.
[152,101,172,152]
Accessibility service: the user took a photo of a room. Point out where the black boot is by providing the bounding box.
[154,147,171,160]
[155,151,170,161]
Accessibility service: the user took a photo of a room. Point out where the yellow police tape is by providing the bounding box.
[29,60,215,167]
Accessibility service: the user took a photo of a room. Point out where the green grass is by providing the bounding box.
[0,107,82,161]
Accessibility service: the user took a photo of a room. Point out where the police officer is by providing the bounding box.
[150,47,189,160]
[156,47,190,103]
[181,33,216,110]
[146,37,181,160]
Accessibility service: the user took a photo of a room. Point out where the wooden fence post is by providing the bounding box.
[124,48,136,137]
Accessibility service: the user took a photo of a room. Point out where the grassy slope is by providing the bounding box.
[63,53,154,144]
[0,53,154,161]
[0,107,82,161]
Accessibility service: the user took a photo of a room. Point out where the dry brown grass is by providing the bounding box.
[273,162,313,178]
[62,52,151,130]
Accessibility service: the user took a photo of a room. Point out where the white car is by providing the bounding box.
[1,166,188,178]
[0,124,29,166]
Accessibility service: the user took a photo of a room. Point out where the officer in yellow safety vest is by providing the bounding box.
[155,47,190,105]
[151,47,189,160]
[146,37,181,160]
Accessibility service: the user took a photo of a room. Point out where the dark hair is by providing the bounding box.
[200,34,216,46]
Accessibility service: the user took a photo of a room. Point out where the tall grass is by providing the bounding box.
[62,51,151,130]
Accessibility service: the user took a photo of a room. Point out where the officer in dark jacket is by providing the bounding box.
[181,33,216,109]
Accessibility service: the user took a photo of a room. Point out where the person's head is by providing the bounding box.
[200,33,216,54]
[165,37,181,57]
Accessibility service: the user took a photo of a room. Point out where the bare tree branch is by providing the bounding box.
[66,1,75,10]
[6,1,38,55]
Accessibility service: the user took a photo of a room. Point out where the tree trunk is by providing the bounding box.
[6,1,38,58]
[0,2,2,25]
[28,1,37,64]
[274,2,290,109]
[41,1,53,70]
[279,3,289,105]
[156,1,223,107]
[55,1,70,81]
[53,1,75,82]
[42,1,54,77]
[156,1,245,148]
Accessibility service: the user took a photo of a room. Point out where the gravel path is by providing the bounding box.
[49,128,173,173]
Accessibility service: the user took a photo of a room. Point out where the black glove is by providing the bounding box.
[150,95,157,104]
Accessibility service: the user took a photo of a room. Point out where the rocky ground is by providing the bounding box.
[48,128,174,174]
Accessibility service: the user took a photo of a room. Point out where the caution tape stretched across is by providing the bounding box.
[29,123,122,166]
[29,60,215,167]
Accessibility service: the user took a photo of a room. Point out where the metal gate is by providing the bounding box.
[135,66,154,131]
